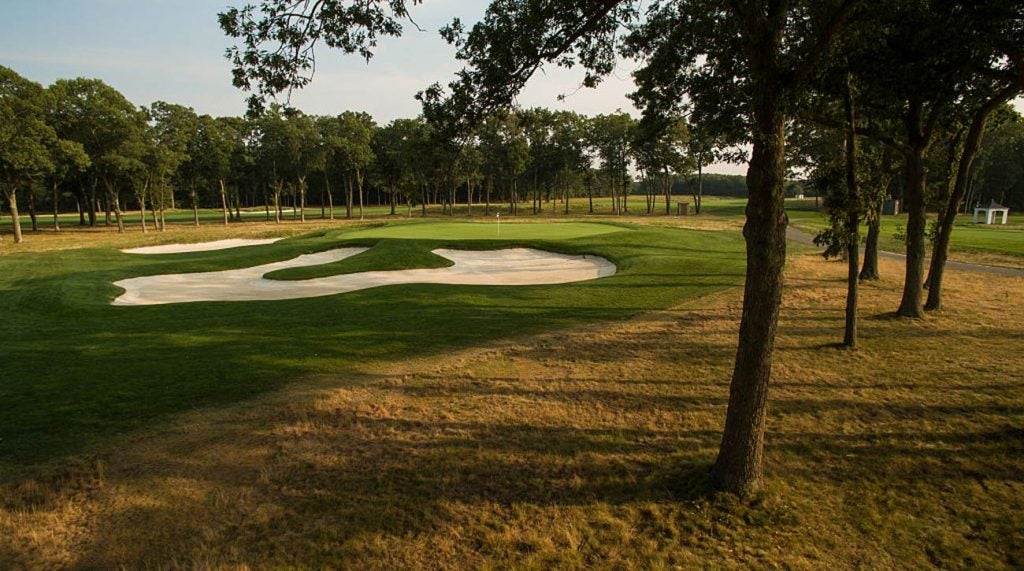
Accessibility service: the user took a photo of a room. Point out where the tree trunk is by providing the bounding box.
[298,177,307,223]
[512,179,518,216]
[618,176,626,213]
[664,168,672,216]
[693,157,704,215]
[357,170,364,220]
[87,179,98,227]
[74,186,85,226]
[897,101,928,318]
[52,180,61,231]
[273,187,281,223]
[104,178,125,233]
[4,188,23,243]
[27,189,38,232]
[485,178,492,216]
[113,193,124,232]
[345,176,354,219]
[189,191,198,226]
[842,73,859,348]
[588,178,593,214]
[220,180,229,225]
[325,172,335,220]
[711,90,788,497]
[102,191,111,226]
[151,193,160,232]
[138,181,148,234]
[859,203,881,281]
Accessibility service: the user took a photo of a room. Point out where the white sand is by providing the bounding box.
[112,248,616,306]
[122,238,283,255]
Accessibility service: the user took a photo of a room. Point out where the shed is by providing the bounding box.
[973,200,1010,225]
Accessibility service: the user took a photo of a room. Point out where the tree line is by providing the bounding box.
[0,67,751,244]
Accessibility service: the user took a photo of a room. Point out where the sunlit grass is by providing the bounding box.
[0,220,745,472]
[1,252,1020,568]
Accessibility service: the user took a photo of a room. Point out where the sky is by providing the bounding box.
[2,1,1021,177]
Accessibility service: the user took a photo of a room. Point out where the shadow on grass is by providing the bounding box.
[25,372,1018,568]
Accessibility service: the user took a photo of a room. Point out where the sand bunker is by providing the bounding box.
[112,248,616,306]
[122,238,283,255]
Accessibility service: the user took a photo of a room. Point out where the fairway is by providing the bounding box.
[342,220,628,240]
[0,220,745,473]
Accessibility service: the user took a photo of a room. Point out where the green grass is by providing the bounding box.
[786,206,1024,259]
[265,239,454,280]
[0,220,745,475]
[341,220,628,240]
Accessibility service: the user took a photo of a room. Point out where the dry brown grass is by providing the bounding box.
[946,249,1024,270]
[1,252,1021,569]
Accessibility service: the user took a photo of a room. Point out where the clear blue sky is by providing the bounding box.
[3,1,1021,177]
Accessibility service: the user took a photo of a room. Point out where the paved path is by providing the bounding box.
[786,227,1024,278]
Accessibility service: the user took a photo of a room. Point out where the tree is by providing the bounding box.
[371,119,414,215]
[335,111,376,220]
[148,101,199,230]
[550,110,590,215]
[969,108,1024,210]
[0,66,56,243]
[627,1,860,493]
[192,116,245,225]
[684,122,731,215]
[48,79,146,231]
[802,72,865,348]
[922,1,1024,311]
[634,114,690,215]
[317,115,345,218]
[827,2,1012,317]
[45,138,90,231]
[589,112,635,215]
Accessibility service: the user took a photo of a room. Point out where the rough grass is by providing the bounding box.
[1,251,1020,569]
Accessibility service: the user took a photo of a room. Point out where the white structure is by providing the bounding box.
[973,200,1010,225]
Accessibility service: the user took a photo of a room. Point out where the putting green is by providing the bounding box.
[342,221,627,240]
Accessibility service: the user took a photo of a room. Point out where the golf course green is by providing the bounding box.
[0,221,745,475]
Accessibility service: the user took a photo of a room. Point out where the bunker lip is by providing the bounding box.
[111,247,617,306]
[121,238,283,255]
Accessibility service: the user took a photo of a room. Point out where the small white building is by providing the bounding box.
[973,200,1010,225]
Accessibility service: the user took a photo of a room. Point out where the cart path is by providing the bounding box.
[786,227,1024,278]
